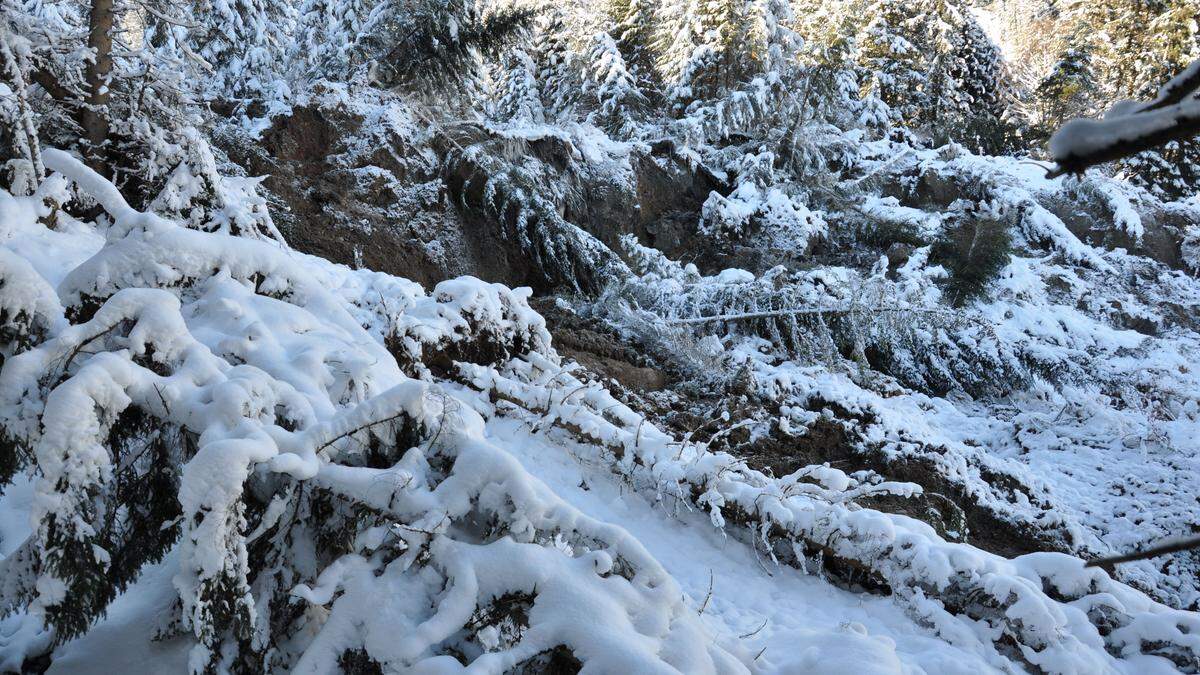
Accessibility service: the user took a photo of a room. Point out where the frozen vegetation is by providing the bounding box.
[2,0,1200,673]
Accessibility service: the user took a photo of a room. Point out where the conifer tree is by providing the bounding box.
[148,127,283,242]
[364,0,536,103]
[943,8,1016,151]
[853,0,927,130]
[1053,0,1200,197]
[853,0,1016,152]
[495,49,546,124]
[1034,43,1098,135]
[750,0,802,78]
[656,0,755,105]
[292,0,376,82]
[533,14,583,118]
[608,0,659,88]
[0,17,44,195]
[188,0,294,102]
[1118,2,1200,199]
[585,31,648,134]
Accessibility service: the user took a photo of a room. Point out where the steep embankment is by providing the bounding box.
[233,91,1200,612]
[1,146,1199,672]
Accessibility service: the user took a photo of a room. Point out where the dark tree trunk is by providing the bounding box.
[82,0,114,176]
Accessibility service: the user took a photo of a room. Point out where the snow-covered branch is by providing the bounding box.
[1049,60,1200,177]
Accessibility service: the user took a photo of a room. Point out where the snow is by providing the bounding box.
[0,160,748,671]
[484,414,995,675]
[622,240,1200,606]
[6,38,1200,669]
[45,552,191,674]
[454,351,1200,672]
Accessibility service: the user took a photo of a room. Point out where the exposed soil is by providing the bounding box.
[238,104,1076,568]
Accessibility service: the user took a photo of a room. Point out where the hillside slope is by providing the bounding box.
[1,141,1199,673]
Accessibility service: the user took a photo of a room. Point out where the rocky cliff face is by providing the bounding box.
[225,95,724,294]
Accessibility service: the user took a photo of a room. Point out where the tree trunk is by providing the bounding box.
[81,0,114,176]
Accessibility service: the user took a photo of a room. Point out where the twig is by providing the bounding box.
[662,306,955,326]
[850,148,913,186]
[51,323,120,387]
[152,383,172,418]
[424,392,453,453]
[739,617,769,639]
[698,569,713,615]
[135,0,199,28]
[315,409,413,457]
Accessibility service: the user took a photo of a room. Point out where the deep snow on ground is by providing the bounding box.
[485,416,1000,675]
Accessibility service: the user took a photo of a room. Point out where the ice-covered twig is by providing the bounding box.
[661,305,956,325]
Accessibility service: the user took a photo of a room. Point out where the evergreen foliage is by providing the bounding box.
[928,201,1013,306]
[5,0,1200,670]
[533,14,583,119]
[1033,45,1099,135]
[292,0,376,82]
[853,0,1018,152]
[364,0,536,98]
[1004,0,1200,195]
[495,49,546,124]
[584,32,648,133]
[608,0,658,88]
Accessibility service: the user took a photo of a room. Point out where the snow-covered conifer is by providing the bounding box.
[188,0,293,102]
[364,0,535,103]
[584,32,647,133]
[1034,44,1099,132]
[292,0,376,82]
[656,0,754,105]
[608,0,659,87]
[494,49,545,124]
[533,13,583,119]
[148,127,284,243]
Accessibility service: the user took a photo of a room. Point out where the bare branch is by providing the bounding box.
[1085,535,1200,568]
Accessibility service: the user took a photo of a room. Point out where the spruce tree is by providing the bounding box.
[656,0,755,106]
[585,31,648,134]
[750,0,802,78]
[608,0,659,89]
[0,18,43,195]
[533,14,583,119]
[364,0,536,103]
[944,8,1017,152]
[853,0,1016,152]
[495,49,546,124]
[188,0,294,102]
[148,127,282,242]
[1119,1,1200,199]
[292,0,376,82]
[1034,43,1098,135]
[854,0,927,131]
[1055,0,1200,197]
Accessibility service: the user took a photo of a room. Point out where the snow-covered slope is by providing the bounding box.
[1,148,1200,674]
